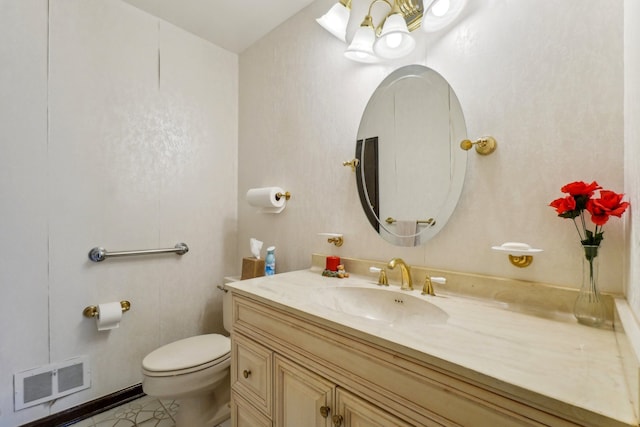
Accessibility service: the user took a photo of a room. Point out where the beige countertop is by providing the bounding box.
[226,266,637,426]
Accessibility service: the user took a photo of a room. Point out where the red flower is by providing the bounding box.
[586,199,610,226]
[550,181,629,246]
[549,196,576,216]
[586,190,630,226]
[561,181,601,197]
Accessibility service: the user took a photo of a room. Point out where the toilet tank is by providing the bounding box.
[222,276,239,332]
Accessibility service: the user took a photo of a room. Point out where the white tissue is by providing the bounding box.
[96,302,123,331]
[246,187,287,213]
[250,238,263,259]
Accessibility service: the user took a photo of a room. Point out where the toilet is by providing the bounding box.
[141,285,232,427]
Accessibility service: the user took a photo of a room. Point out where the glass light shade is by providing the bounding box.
[316,2,351,42]
[344,26,379,63]
[422,0,466,32]
[374,14,415,59]
[431,0,450,17]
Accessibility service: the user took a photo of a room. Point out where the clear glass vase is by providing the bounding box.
[573,244,606,327]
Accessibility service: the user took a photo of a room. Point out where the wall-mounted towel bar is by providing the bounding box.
[88,243,189,262]
[385,217,435,226]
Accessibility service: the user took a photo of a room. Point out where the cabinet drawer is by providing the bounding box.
[231,334,273,417]
[231,391,272,427]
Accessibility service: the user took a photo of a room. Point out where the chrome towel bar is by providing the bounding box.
[88,243,189,262]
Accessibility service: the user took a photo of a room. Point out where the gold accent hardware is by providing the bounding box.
[242,369,251,379]
[327,236,344,247]
[378,269,388,286]
[365,0,423,35]
[339,0,352,8]
[460,136,497,155]
[83,301,131,318]
[387,258,413,291]
[332,414,344,427]
[275,191,291,201]
[343,159,359,172]
[320,406,331,418]
[492,243,542,268]
[422,276,435,296]
[509,254,534,268]
[385,217,435,226]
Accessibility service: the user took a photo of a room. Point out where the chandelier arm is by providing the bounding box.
[367,0,393,16]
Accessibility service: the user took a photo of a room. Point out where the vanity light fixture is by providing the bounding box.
[372,1,415,59]
[421,0,467,33]
[319,0,434,63]
[316,0,352,42]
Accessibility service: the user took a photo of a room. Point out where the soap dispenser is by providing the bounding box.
[265,246,276,276]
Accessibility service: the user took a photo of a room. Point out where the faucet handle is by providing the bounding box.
[369,267,389,286]
[422,276,446,296]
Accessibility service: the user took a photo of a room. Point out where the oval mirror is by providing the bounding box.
[355,65,467,246]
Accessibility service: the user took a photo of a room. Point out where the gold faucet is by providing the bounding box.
[387,258,413,291]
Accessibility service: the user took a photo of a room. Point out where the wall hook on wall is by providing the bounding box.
[319,233,344,247]
[460,136,497,155]
[343,159,359,172]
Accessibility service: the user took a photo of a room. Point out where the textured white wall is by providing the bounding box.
[0,1,49,424]
[625,0,640,319]
[0,1,237,424]
[238,0,625,292]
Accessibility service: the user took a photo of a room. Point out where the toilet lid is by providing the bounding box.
[143,334,230,372]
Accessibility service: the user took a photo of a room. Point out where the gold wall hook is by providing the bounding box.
[343,159,359,172]
[327,236,344,247]
[275,191,291,201]
[83,301,131,318]
[460,136,497,155]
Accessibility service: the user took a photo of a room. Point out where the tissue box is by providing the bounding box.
[241,257,265,280]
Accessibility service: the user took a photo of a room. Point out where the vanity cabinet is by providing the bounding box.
[230,293,594,427]
[274,355,411,426]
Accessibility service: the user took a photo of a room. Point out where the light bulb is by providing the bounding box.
[431,0,450,17]
[385,33,402,49]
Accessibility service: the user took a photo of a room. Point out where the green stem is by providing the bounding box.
[572,217,584,241]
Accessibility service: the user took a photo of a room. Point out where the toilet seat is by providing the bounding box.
[142,334,230,377]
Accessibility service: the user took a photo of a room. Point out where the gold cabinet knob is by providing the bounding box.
[332,414,344,426]
[320,405,330,418]
[242,369,251,379]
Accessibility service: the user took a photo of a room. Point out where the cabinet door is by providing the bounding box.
[335,388,414,427]
[232,391,272,427]
[274,355,334,427]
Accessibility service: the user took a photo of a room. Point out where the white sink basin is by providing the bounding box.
[315,286,448,326]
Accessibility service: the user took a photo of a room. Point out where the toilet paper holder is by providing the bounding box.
[83,301,131,318]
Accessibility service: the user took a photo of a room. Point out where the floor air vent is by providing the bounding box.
[14,356,90,410]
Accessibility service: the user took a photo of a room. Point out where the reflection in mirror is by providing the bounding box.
[356,65,467,246]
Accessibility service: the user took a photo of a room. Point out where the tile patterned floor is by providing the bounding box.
[70,395,231,427]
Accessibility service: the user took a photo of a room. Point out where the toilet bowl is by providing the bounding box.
[141,284,233,427]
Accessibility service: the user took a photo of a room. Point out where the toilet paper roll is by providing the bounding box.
[96,302,123,331]
[246,187,286,213]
